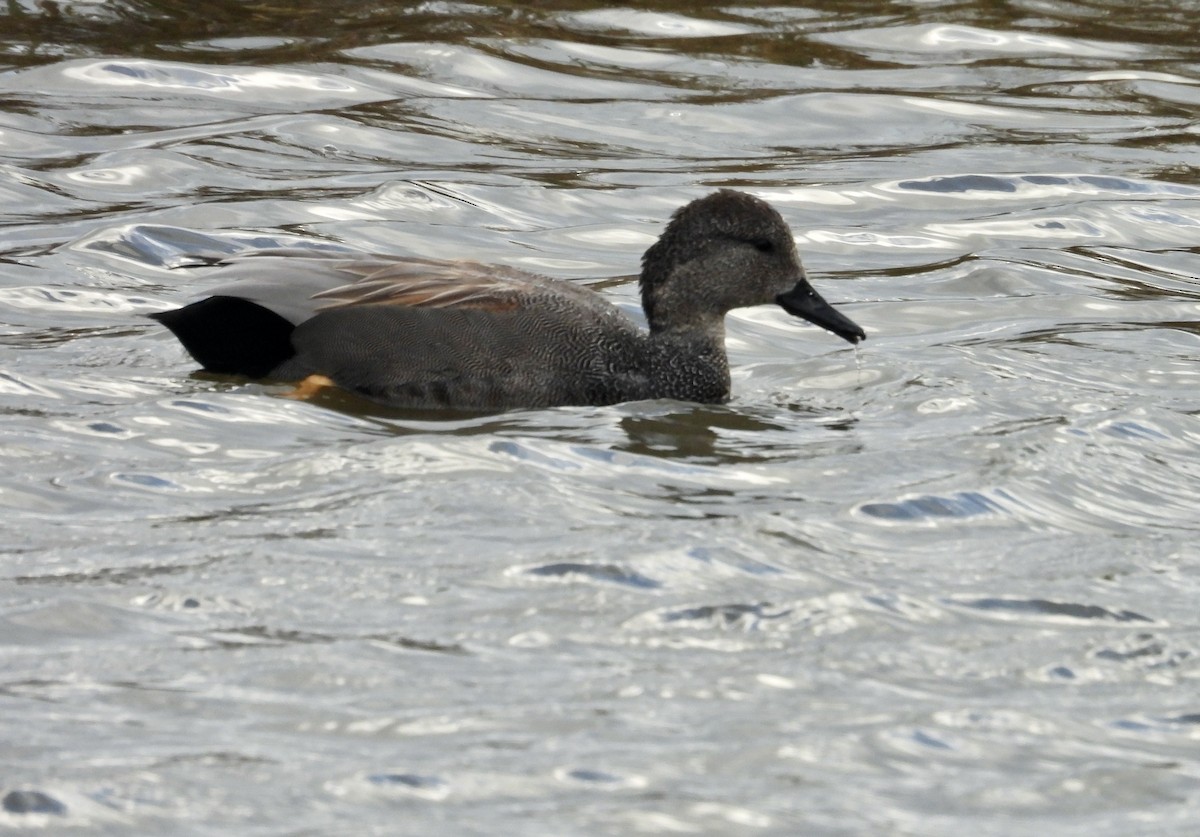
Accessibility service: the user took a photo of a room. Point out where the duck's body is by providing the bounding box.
[151,190,865,410]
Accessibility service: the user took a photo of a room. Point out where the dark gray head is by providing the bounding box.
[639,190,865,342]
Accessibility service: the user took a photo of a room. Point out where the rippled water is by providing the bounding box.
[3,1,1200,833]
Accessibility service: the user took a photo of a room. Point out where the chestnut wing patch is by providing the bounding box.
[311,259,528,313]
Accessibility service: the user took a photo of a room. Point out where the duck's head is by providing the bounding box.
[639,190,865,343]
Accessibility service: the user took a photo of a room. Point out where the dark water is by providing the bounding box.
[3,1,1200,833]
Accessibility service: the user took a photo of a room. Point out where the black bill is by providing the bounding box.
[776,281,866,344]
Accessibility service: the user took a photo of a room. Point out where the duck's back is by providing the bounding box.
[152,251,651,409]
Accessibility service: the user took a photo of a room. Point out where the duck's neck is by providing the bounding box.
[645,320,731,403]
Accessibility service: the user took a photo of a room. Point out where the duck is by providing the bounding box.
[151,189,866,410]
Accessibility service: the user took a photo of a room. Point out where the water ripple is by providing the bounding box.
[818,23,1143,60]
[4,3,1200,835]
[64,59,364,96]
[951,597,1155,625]
[858,489,1017,522]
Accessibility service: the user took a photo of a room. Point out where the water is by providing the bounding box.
[3,1,1200,833]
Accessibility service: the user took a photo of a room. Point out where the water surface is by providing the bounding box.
[3,1,1200,834]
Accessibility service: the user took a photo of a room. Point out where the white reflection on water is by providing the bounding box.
[821,23,1144,58]
[563,9,763,38]
[62,60,361,93]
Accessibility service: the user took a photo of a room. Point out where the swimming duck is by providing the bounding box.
[151,189,866,410]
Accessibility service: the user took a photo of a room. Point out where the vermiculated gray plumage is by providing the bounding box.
[151,190,866,410]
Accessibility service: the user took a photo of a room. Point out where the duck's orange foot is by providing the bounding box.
[282,374,336,400]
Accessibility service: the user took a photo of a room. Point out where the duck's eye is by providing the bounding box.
[749,238,774,253]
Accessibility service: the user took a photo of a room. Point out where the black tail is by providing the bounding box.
[150,296,297,379]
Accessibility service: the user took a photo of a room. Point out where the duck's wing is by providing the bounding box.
[280,257,641,408]
[201,252,607,324]
[308,258,548,314]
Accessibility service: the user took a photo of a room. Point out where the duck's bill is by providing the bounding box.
[776,281,866,344]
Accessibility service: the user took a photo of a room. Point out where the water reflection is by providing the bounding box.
[619,408,759,461]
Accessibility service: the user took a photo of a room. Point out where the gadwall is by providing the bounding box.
[151,190,866,410]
